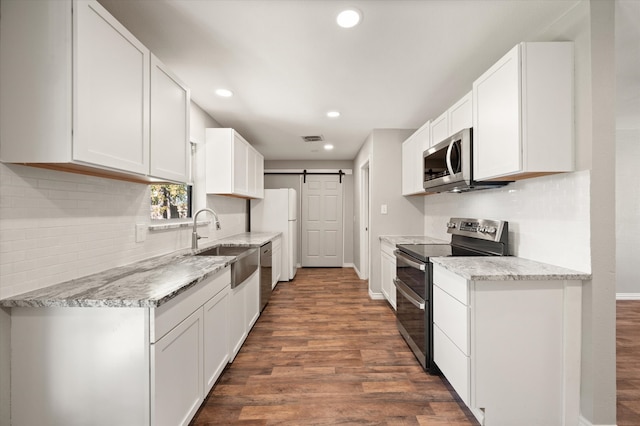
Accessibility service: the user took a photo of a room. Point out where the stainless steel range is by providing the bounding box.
[393,218,509,373]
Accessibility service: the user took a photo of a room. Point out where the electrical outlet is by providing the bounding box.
[135,224,147,243]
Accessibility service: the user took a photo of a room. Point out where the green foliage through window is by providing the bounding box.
[150,184,192,220]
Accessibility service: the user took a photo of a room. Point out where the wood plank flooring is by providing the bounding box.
[617,300,640,425]
[191,268,640,425]
[191,268,477,425]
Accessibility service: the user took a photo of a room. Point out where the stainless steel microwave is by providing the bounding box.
[423,128,510,193]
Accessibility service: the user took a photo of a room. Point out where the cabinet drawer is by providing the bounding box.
[433,264,468,305]
[152,267,230,343]
[381,241,396,258]
[434,324,470,406]
[433,284,469,355]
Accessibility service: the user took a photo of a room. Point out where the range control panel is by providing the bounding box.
[446,218,507,242]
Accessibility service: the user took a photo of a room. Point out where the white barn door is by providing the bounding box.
[301,174,343,267]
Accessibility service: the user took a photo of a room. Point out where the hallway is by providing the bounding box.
[191,267,477,425]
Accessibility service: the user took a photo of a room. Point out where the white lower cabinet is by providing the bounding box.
[229,269,260,361]
[272,236,282,287]
[203,288,230,394]
[10,266,231,426]
[380,241,396,309]
[432,263,583,426]
[152,309,204,426]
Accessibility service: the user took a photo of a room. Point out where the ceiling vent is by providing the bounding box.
[301,135,324,143]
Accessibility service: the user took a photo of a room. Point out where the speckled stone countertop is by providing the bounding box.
[0,232,281,309]
[431,257,591,281]
[379,235,448,245]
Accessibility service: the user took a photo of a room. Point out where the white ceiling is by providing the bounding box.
[98,0,633,161]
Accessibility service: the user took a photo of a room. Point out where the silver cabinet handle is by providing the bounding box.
[393,278,425,310]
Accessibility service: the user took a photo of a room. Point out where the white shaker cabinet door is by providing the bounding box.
[233,137,249,195]
[448,91,472,137]
[152,308,204,426]
[203,288,230,394]
[150,55,190,182]
[229,281,248,361]
[430,110,449,147]
[473,45,521,181]
[73,0,150,174]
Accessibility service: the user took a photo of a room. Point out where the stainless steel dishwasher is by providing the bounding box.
[259,242,272,312]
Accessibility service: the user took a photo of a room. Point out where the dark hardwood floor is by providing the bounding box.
[191,268,640,425]
[191,267,477,425]
[617,300,640,425]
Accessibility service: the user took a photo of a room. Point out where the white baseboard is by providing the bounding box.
[342,262,354,268]
[368,289,385,300]
[352,264,367,280]
[578,414,617,426]
[616,293,640,300]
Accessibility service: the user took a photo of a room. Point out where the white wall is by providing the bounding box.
[615,0,640,298]
[355,129,425,297]
[616,129,640,297]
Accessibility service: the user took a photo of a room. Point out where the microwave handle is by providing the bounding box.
[445,139,455,176]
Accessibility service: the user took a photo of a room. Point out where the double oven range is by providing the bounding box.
[393,218,509,374]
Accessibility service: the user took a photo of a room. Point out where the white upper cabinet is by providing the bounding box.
[206,128,264,199]
[473,42,574,181]
[448,91,473,136]
[430,111,449,147]
[430,91,472,147]
[73,0,150,175]
[401,121,430,196]
[149,55,191,182]
[0,0,190,183]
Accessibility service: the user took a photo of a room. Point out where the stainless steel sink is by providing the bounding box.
[196,246,258,288]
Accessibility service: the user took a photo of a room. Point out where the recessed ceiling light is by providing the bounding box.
[336,8,361,28]
[324,144,334,151]
[215,88,233,97]
[327,111,341,118]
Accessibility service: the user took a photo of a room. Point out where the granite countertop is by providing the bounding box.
[0,232,281,309]
[380,235,448,245]
[431,256,591,281]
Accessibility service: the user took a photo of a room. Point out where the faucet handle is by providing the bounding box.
[198,235,208,240]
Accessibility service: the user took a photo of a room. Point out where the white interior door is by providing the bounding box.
[302,174,343,267]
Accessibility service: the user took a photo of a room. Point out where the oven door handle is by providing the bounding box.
[393,278,425,310]
[393,250,425,271]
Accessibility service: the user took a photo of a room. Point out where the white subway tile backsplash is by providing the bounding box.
[425,170,591,272]
[0,163,249,299]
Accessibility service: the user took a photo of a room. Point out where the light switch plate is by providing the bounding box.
[381,204,388,214]
[135,224,147,243]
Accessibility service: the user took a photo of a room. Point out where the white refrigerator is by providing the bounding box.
[250,188,297,281]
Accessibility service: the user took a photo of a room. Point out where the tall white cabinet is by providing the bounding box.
[473,42,574,181]
[0,0,190,183]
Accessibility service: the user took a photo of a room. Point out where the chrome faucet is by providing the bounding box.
[192,208,221,249]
